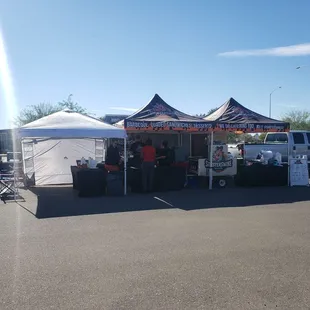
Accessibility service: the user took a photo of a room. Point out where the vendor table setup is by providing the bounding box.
[71,165,107,197]
[235,162,288,187]
[71,164,125,197]
[115,94,212,193]
[18,109,128,195]
[128,164,187,193]
[15,95,295,199]
[202,97,290,189]
[115,94,293,192]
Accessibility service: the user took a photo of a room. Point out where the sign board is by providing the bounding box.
[204,145,233,173]
[204,158,233,172]
[289,156,309,187]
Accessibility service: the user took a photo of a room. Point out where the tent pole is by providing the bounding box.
[209,132,214,190]
[287,144,290,187]
[189,133,192,157]
[21,139,26,183]
[124,138,127,195]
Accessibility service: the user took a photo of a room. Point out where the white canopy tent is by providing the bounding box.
[18,109,128,194]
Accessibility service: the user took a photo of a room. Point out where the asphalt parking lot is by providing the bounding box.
[1,186,310,310]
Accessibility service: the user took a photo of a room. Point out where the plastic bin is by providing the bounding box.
[186,175,199,189]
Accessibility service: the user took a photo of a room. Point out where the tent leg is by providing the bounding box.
[124,138,127,195]
[209,132,214,190]
[21,139,26,182]
[189,133,192,157]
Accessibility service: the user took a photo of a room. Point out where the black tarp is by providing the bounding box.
[204,97,290,132]
[119,94,212,132]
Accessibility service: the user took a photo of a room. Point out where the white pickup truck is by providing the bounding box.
[233,131,310,164]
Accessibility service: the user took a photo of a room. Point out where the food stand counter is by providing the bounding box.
[188,144,237,188]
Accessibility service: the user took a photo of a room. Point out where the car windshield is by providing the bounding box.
[265,133,288,143]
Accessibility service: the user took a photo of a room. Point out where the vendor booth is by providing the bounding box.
[204,97,290,133]
[117,93,211,132]
[201,97,290,189]
[18,109,128,195]
[116,94,213,192]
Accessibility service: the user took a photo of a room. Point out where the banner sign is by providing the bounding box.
[124,120,213,132]
[125,120,289,132]
[213,122,289,132]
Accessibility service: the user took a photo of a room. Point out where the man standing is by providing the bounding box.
[105,141,120,166]
[141,138,156,192]
[130,135,144,168]
[158,140,174,166]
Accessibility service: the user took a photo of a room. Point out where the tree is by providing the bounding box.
[195,113,207,118]
[281,110,310,130]
[15,95,87,126]
[259,132,267,142]
[226,132,257,144]
[195,108,218,118]
[206,107,218,116]
[15,103,62,126]
[58,94,86,114]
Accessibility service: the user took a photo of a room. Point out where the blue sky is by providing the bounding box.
[0,0,310,129]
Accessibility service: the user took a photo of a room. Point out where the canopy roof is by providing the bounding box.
[19,109,127,138]
[204,97,290,132]
[117,94,212,132]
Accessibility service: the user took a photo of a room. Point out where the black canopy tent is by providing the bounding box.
[115,94,213,158]
[204,97,290,133]
[117,94,212,133]
[203,97,290,190]
[115,94,213,192]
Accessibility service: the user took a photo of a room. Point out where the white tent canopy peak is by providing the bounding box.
[19,110,127,139]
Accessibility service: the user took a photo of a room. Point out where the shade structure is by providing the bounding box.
[19,109,127,139]
[18,110,127,193]
[204,97,290,133]
[116,94,212,132]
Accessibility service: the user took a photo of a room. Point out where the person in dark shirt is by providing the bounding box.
[105,141,120,166]
[130,135,143,155]
[130,135,144,168]
[158,140,174,166]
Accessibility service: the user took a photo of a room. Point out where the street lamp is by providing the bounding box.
[269,86,281,118]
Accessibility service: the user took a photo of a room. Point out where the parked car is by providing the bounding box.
[242,131,310,163]
[228,144,241,158]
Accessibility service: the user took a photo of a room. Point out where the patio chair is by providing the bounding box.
[0,171,18,203]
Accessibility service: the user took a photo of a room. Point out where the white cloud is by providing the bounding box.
[108,107,137,112]
[276,104,300,109]
[218,43,310,57]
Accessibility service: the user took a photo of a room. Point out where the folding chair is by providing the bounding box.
[0,172,18,203]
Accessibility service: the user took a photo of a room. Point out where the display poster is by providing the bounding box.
[289,156,309,187]
[204,146,233,172]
